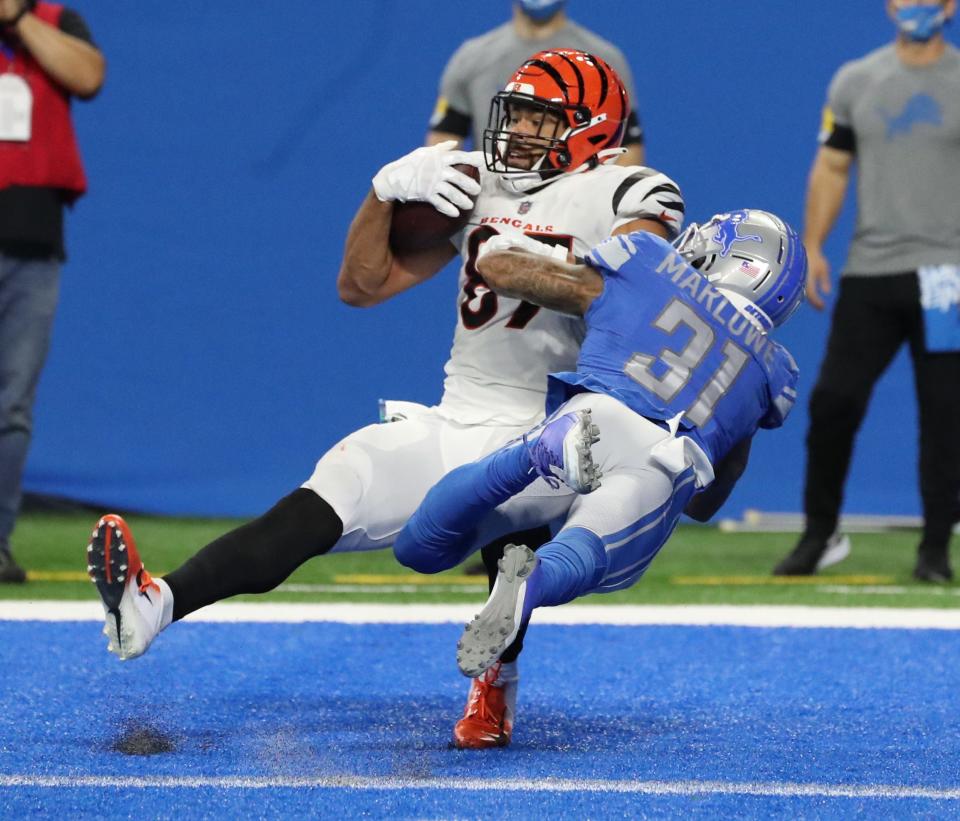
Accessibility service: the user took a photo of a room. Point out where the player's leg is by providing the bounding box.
[451,523,552,749]
[447,469,571,749]
[87,486,346,660]
[89,414,436,659]
[89,409,527,659]
[908,306,960,582]
[392,409,596,750]
[479,525,551,658]
[457,398,693,676]
[456,469,685,678]
[775,276,907,574]
[394,408,600,573]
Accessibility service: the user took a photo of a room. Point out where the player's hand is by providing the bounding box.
[477,233,570,264]
[804,246,832,311]
[372,141,482,218]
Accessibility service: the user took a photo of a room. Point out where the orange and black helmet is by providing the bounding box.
[483,49,629,182]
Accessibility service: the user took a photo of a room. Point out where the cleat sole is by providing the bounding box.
[457,545,536,678]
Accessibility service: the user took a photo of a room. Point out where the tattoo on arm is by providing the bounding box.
[477,252,602,316]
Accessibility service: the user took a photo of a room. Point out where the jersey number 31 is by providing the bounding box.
[626,299,750,427]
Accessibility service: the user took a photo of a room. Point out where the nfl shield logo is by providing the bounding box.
[518,201,533,215]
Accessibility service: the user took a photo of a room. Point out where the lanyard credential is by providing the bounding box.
[0,38,31,141]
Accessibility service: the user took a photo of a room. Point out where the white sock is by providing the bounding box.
[497,660,519,683]
[155,577,174,631]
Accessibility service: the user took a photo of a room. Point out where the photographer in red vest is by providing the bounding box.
[0,1,103,582]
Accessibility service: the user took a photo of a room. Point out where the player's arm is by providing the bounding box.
[613,216,669,240]
[803,145,853,310]
[478,249,603,317]
[338,142,481,306]
[8,5,105,99]
[337,192,457,307]
[683,438,752,523]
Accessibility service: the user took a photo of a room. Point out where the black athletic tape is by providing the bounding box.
[430,106,472,139]
[822,123,856,153]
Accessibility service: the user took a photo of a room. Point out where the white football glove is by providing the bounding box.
[372,141,483,218]
[477,233,570,264]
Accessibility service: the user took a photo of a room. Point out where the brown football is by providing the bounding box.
[388,163,480,253]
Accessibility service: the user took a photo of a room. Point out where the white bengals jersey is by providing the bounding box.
[438,163,685,426]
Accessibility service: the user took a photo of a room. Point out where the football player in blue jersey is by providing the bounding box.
[392,210,805,731]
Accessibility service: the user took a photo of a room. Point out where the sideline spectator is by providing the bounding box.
[773,0,960,582]
[0,0,104,582]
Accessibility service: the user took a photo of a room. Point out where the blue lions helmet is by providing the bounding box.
[673,209,807,331]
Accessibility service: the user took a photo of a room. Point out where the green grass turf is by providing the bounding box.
[3,511,958,608]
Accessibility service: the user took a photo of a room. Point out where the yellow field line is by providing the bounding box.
[27,570,91,582]
[333,574,483,586]
[671,575,895,586]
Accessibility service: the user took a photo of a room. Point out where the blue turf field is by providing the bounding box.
[1,620,958,818]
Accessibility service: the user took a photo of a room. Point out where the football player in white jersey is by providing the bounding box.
[84,50,684,749]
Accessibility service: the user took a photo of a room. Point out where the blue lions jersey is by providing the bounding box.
[546,231,799,465]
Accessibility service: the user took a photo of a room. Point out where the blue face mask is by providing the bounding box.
[516,0,566,23]
[895,3,949,41]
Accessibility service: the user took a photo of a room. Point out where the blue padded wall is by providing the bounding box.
[25,1,917,518]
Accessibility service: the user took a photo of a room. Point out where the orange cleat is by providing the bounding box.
[453,661,518,749]
[86,514,166,660]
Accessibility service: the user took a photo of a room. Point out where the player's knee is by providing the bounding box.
[393,537,444,574]
[270,488,343,550]
[301,454,368,538]
[393,513,460,574]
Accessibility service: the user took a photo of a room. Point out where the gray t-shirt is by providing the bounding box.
[822,43,960,275]
[430,20,642,150]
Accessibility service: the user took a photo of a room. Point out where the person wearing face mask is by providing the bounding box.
[426,1,645,166]
[773,1,960,582]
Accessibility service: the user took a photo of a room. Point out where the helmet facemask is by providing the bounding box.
[483,92,581,184]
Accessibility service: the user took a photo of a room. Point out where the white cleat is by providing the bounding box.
[457,545,539,678]
[86,514,165,660]
[816,532,851,571]
[524,409,602,494]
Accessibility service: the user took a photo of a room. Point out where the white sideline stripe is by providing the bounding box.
[0,774,957,799]
[3,601,960,629]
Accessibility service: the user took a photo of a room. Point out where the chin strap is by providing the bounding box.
[596,147,627,165]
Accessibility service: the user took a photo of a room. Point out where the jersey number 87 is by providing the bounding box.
[460,226,574,331]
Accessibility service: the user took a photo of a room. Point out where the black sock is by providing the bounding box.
[480,525,552,665]
[164,488,343,621]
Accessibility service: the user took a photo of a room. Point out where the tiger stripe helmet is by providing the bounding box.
[483,49,629,184]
